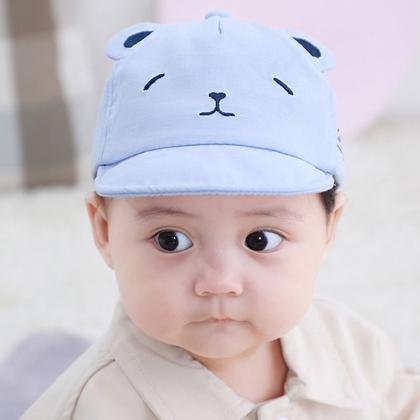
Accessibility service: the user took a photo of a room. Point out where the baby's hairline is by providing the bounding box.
[93,188,337,223]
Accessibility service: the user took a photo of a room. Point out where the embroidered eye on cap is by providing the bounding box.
[91,10,345,197]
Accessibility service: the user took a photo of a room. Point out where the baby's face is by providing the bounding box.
[86,193,344,360]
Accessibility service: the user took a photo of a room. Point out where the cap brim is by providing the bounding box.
[94,144,334,197]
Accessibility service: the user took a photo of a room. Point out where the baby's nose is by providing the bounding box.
[195,266,243,296]
[196,277,243,296]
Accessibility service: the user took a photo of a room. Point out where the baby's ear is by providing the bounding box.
[282,28,336,73]
[106,22,161,60]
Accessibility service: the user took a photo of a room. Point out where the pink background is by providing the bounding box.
[157,0,419,139]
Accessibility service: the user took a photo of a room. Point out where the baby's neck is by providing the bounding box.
[192,339,288,404]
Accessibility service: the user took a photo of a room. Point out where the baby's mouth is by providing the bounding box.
[205,317,233,323]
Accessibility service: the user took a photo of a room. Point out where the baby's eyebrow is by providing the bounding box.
[134,205,303,221]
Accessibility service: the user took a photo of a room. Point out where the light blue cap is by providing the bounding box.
[91,10,345,197]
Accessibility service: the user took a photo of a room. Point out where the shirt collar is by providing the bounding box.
[105,297,362,420]
[280,297,363,409]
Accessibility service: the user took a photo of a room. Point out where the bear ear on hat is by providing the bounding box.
[105,22,161,60]
[282,28,336,73]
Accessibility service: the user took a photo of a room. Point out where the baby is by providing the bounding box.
[21,10,420,420]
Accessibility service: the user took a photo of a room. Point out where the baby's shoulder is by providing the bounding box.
[310,294,401,384]
[309,295,420,416]
[310,294,393,351]
[311,294,385,336]
[19,338,155,420]
[19,339,114,420]
[70,356,156,420]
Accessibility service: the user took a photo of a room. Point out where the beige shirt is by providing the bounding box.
[20,295,420,420]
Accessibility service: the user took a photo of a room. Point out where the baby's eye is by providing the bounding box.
[153,229,284,254]
[245,230,284,252]
[153,230,193,253]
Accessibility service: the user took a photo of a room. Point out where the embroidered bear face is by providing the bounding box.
[107,25,334,119]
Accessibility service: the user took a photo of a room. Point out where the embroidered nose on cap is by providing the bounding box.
[205,10,232,19]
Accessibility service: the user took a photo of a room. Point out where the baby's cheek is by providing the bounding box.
[254,276,314,336]
[280,283,314,331]
[124,298,179,343]
[140,290,187,334]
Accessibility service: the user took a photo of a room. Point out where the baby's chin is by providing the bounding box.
[174,325,266,361]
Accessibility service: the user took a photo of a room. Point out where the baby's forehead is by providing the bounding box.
[125,194,318,222]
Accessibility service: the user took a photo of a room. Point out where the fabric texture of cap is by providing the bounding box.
[91,10,345,197]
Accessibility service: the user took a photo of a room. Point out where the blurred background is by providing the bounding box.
[0,0,419,417]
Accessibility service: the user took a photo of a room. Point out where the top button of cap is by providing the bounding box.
[205,10,232,19]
